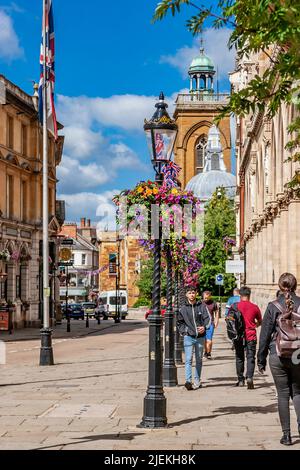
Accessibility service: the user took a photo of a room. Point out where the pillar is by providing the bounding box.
[288,201,299,277]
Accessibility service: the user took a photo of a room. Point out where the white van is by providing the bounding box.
[98,290,128,320]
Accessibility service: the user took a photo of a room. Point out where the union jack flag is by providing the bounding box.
[39,0,57,140]
[155,133,165,160]
[162,161,181,188]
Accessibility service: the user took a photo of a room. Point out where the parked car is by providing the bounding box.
[62,303,84,320]
[81,302,96,318]
[98,290,128,320]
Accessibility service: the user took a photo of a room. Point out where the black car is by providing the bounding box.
[62,303,84,320]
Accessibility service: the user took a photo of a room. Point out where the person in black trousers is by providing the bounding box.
[258,273,300,446]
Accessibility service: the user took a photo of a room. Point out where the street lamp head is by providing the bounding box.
[144,92,178,173]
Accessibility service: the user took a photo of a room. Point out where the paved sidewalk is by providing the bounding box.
[0,315,299,450]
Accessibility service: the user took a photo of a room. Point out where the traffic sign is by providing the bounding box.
[59,248,72,262]
[61,238,74,246]
[59,261,73,267]
[215,274,224,286]
[226,260,245,274]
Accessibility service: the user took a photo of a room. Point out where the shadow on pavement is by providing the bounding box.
[214,403,278,415]
[1,320,147,343]
[33,432,146,450]
[0,368,147,388]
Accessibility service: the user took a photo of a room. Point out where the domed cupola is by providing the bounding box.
[189,46,216,93]
[186,125,236,201]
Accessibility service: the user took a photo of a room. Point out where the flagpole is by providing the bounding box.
[40,0,54,366]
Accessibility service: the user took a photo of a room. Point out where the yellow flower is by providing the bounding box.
[146,189,153,196]
[182,231,187,238]
[152,188,159,195]
[137,187,144,194]
[171,188,178,195]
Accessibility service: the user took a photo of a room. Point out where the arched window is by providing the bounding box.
[195,135,207,174]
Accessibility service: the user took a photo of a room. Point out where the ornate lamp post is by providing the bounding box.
[140,93,178,428]
[163,245,178,387]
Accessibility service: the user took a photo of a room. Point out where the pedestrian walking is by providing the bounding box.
[257,273,300,446]
[177,286,211,390]
[202,291,219,359]
[228,286,262,388]
[225,288,241,317]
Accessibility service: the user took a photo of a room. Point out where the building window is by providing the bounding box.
[211,153,220,171]
[109,253,117,275]
[6,175,14,218]
[16,274,21,299]
[82,254,86,265]
[7,115,14,149]
[20,180,27,222]
[195,136,207,174]
[21,124,28,156]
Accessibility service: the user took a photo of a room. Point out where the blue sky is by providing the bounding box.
[0,0,235,227]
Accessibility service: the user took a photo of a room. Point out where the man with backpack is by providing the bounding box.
[177,286,211,390]
[226,286,262,389]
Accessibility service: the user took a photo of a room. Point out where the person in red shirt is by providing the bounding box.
[234,286,262,389]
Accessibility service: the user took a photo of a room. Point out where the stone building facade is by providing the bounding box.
[0,75,64,328]
[59,219,99,302]
[97,231,145,308]
[230,51,300,312]
[173,47,232,189]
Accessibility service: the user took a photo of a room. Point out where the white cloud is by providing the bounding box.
[58,190,119,231]
[0,9,23,61]
[160,28,235,81]
[57,156,110,194]
[57,92,177,133]
[63,126,104,160]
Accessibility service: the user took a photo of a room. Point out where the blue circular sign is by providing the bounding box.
[217,274,223,282]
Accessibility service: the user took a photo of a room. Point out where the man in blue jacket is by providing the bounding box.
[177,286,211,390]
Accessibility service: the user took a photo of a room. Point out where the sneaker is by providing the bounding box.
[204,352,208,358]
[235,379,245,387]
[206,353,212,360]
[184,382,193,391]
[247,378,254,390]
[193,382,203,390]
[280,431,292,446]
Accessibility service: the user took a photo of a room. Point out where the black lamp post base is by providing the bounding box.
[39,328,54,366]
[139,392,167,428]
[163,364,178,387]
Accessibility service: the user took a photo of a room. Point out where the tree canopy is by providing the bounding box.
[198,188,237,295]
[154,0,300,189]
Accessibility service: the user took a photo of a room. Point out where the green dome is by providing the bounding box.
[189,50,215,73]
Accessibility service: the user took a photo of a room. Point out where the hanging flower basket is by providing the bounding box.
[113,180,203,236]
[0,249,11,262]
[11,250,21,263]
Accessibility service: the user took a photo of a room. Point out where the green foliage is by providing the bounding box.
[136,258,167,303]
[153,0,300,188]
[198,189,236,295]
[132,298,151,308]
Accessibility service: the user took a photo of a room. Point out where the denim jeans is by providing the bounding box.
[269,354,300,432]
[234,339,257,380]
[184,335,205,384]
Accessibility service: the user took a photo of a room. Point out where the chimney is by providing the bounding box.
[81,218,86,228]
[87,219,91,228]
